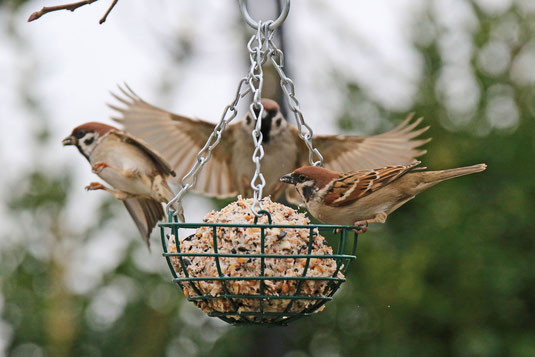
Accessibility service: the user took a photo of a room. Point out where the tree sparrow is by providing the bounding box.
[62,122,177,247]
[280,161,487,232]
[109,85,431,203]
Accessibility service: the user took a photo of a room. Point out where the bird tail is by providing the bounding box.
[421,163,487,184]
[123,197,165,250]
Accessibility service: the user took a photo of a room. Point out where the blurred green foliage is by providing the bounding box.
[1,2,534,357]
[0,0,28,10]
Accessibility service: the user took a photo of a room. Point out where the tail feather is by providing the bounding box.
[422,163,487,183]
[123,197,165,250]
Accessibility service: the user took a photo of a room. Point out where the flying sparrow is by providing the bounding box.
[62,122,178,248]
[280,161,487,232]
[109,85,431,203]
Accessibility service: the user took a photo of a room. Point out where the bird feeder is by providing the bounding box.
[160,0,359,326]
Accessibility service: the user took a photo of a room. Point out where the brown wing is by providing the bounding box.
[123,197,165,249]
[324,162,421,207]
[108,130,176,177]
[294,114,430,172]
[109,84,237,198]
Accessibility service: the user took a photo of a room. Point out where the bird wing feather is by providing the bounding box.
[109,84,237,198]
[324,161,421,207]
[294,113,430,172]
[107,130,176,177]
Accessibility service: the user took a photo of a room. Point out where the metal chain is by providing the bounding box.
[165,22,272,220]
[267,32,324,167]
[248,22,271,216]
[167,0,324,221]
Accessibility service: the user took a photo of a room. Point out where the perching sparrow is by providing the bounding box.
[280,161,487,232]
[62,122,177,247]
[109,85,430,203]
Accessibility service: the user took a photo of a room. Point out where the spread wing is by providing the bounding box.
[294,114,430,172]
[324,162,420,207]
[123,197,165,249]
[109,85,237,198]
[108,130,176,177]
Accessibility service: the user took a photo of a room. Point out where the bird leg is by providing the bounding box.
[368,212,388,224]
[92,162,110,174]
[92,161,139,178]
[85,181,129,200]
[352,213,388,234]
[85,182,107,191]
[352,221,368,234]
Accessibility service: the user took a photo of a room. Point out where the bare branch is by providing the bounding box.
[27,0,119,24]
[99,0,118,24]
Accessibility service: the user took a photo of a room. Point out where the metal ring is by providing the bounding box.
[239,0,290,30]
[253,210,273,224]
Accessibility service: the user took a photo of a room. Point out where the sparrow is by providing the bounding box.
[109,85,431,203]
[280,161,487,232]
[62,122,178,248]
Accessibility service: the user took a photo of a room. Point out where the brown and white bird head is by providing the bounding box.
[280,166,339,203]
[62,122,116,159]
[242,98,288,143]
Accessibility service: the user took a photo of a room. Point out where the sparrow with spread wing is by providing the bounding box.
[109,85,431,203]
[280,161,487,232]
[63,122,177,247]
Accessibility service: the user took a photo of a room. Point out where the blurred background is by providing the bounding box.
[0,0,534,356]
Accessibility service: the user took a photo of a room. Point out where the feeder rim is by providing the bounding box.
[210,311,314,317]
[159,222,357,230]
[163,252,355,259]
[163,208,356,229]
[187,294,332,301]
[171,276,347,282]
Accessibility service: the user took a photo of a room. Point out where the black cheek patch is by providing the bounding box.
[302,185,314,202]
[260,116,272,143]
[276,118,282,127]
[84,137,94,146]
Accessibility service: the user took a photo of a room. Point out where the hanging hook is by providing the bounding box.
[239,0,290,30]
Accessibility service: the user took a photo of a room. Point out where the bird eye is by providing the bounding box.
[276,118,282,127]
[246,116,252,125]
[298,175,307,183]
[74,130,85,139]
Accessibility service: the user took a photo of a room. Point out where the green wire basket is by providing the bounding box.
[160,210,358,326]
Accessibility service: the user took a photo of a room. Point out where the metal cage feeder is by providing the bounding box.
[159,0,359,326]
[160,211,358,326]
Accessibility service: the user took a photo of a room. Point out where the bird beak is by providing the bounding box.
[62,135,76,146]
[280,174,295,184]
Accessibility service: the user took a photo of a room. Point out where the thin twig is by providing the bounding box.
[27,0,119,24]
[99,0,118,24]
